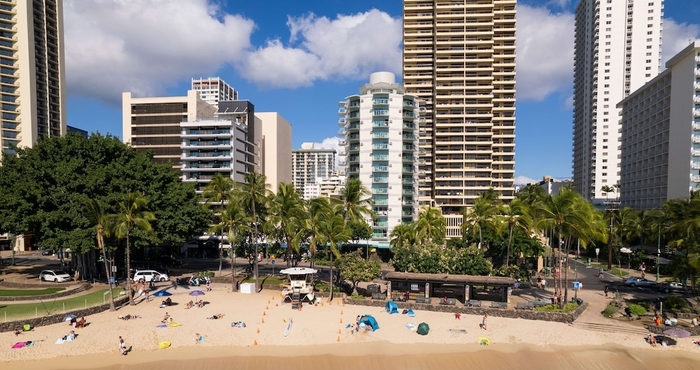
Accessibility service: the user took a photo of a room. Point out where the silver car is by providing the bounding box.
[624,277,657,287]
[657,282,684,293]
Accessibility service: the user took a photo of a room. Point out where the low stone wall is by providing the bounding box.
[0,296,128,333]
[343,298,588,324]
[0,283,92,302]
[646,324,700,335]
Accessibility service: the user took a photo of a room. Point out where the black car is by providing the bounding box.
[41,249,53,256]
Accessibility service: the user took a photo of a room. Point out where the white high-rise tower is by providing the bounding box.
[573,0,663,203]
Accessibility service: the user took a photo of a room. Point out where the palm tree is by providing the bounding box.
[301,197,333,268]
[461,194,499,249]
[536,186,603,306]
[211,196,252,292]
[202,173,235,277]
[83,198,116,311]
[317,214,351,301]
[497,198,532,267]
[237,172,270,292]
[110,193,155,306]
[413,207,446,244]
[337,178,375,224]
[265,183,305,267]
[390,223,418,249]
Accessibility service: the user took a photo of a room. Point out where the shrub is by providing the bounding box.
[535,302,578,313]
[663,296,685,312]
[194,271,215,278]
[603,303,618,318]
[627,303,646,316]
[350,294,365,300]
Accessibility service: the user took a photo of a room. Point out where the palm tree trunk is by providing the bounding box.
[126,231,134,305]
[218,199,224,277]
[100,233,115,311]
[329,244,334,302]
[231,242,237,292]
[506,224,513,267]
[253,203,259,293]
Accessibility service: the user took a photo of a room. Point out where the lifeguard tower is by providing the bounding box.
[280,267,317,304]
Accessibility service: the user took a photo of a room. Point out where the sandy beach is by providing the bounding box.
[2,283,699,370]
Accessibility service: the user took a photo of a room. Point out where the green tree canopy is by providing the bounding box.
[0,133,210,252]
[336,250,381,295]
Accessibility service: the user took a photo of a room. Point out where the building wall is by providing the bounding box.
[573,0,663,203]
[1,0,66,155]
[403,0,517,238]
[255,112,293,193]
[122,91,215,168]
[292,145,336,195]
[619,41,700,209]
[340,72,418,246]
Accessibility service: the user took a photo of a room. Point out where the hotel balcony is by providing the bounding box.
[693,123,700,131]
[693,175,700,183]
[338,107,347,114]
[181,129,231,137]
[182,152,232,160]
[338,118,346,126]
[182,140,231,149]
[338,129,346,136]
[694,135,700,144]
[692,162,700,170]
[182,162,232,171]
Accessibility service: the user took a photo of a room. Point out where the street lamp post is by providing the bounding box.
[656,223,661,282]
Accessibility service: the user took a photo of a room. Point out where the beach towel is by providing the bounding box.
[478,337,491,345]
[169,322,182,327]
[12,342,26,349]
[405,322,417,331]
[158,341,171,349]
[156,324,168,328]
[231,321,246,328]
[449,329,467,334]
[55,338,65,345]
[199,335,206,343]
[25,341,35,347]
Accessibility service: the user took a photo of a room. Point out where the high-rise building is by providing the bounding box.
[0,0,66,155]
[302,175,345,200]
[122,91,217,167]
[255,112,292,194]
[403,0,517,238]
[618,41,700,209]
[339,72,419,247]
[292,142,337,196]
[191,77,237,108]
[573,0,663,204]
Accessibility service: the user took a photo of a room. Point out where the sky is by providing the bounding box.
[63,0,700,185]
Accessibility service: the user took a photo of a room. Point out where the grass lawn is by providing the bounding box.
[0,288,125,321]
[0,287,65,297]
[587,262,630,277]
[241,276,284,286]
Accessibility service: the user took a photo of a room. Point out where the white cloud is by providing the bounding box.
[514,176,539,185]
[516,5,575,101]
[660,19,700,66]
[239,10,402,88]
[64,0,254,103]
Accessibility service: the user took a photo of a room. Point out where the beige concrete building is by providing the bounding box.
[292,142,336,197]
[191,77,237,108]
[255,112,292,194]
[122,91,216,167]
[403,0,517,238]
[618,41,700,209]
[0,0,66,155]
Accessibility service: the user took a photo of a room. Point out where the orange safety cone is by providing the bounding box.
[254,340,258,346]
[257,328,260,334]
[321,302,324,307]
[266,305,269,310]
[272,296,275,300]
[275,303,279,307]
[268,300,270,304]
[340,310,344,315]
[338,329,341,334]
[339,318,343,324]
[262,318,265,324]
[263,311,266,316]
[329,301,333,305]
[337,336,341,342]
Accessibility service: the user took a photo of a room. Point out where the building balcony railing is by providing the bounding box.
[338,129,346,135]
[373,155,389,160]
[372,166,389,172]
[694,136,700,144]
[373,188,388,194]
[693,175,700,183]
[373,177,389,183]
[338,107,346,114]
[694,110,700,117]
[692,162,700,170]
[693,123,700,131]
[182,129,231,135]
[338,118,346,125]
[183,140,231,147]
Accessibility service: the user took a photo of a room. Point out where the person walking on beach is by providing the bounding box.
[604,284,609,298]
[541,278,546,290]
[481,314,488,330]
[119,336,127,356]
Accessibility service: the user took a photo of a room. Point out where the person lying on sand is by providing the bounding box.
[75,317,86,328]
[196,300,205,308]
[185,300,194,309]
[117,314,141,320]
[648,334,657,347]
[13,328,22,336]
[207,313,225,320]
[194,333,202,343]
[161,312,171,323]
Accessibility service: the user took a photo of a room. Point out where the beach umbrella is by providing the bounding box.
[189,290,205,297]
[663,328,691,338]
[416,322,430,336]
[64,314,76,322]
[153,290,172,297]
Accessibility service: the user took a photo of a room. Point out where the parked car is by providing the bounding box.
[41,249,53,256]
[657,281,685,293]
[132,270,169,282]
[624,277,657,287]
[39,270,71,282]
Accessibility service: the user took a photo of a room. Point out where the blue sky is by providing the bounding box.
[64,0,700,184]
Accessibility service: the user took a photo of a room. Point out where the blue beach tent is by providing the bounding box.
[359,315,379,331]
[385,300,399,314]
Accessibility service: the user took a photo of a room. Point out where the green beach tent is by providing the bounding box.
[417,322,430,336]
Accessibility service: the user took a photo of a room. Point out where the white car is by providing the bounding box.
[132,270,169,282]
[39,270,71,282]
